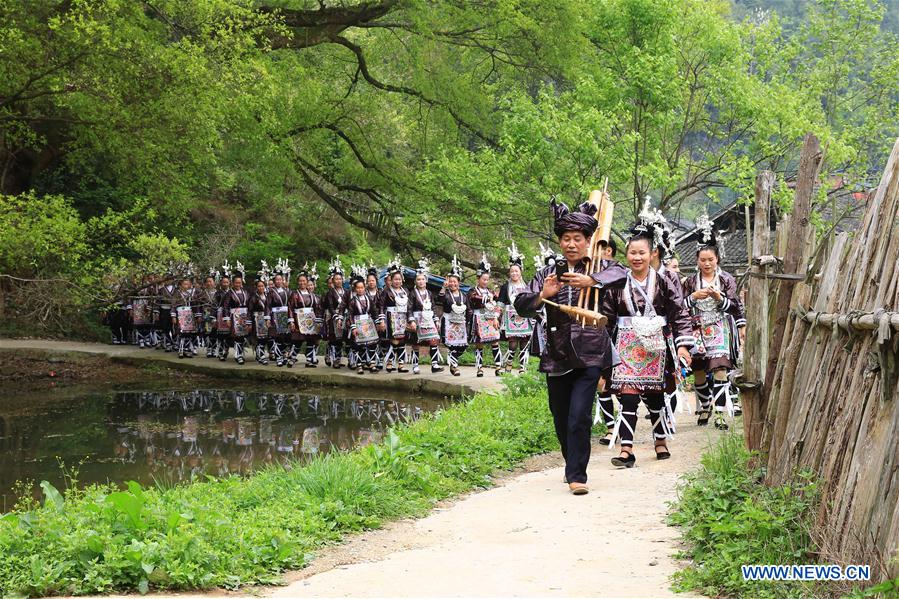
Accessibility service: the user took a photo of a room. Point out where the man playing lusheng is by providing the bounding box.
[514,199,626,495]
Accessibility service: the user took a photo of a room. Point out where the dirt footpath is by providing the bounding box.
[264,412,713,599]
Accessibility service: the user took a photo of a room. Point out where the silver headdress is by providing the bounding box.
[386,254,403,276]
[257,260,271,284]
[696,212,726,260]
[231,260,245,280]
[448,254,464,279]
[350,263,366,284]
[534,242,558,269]
[507,241,524,268]
[416,257,431,276]
[476,253,491,277]
[328,256,345,277]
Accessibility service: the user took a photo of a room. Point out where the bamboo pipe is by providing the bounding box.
[577,179,612,324]
[541,299,608,328]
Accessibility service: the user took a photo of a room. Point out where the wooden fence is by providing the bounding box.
[742,135,899,578]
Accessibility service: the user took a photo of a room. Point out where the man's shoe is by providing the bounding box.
[568,482,589,495]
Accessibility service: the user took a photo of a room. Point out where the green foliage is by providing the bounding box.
[668,433,820,598]
[845,577,899,598]
[0,192,88,276]
[0,373,557,596]
[2,0,897,337]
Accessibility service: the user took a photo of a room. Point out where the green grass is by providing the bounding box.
[668,433,820,598]
[0,371,557,597]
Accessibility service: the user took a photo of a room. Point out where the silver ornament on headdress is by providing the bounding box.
[636,197,668,252]
[328,256,344,277]
[534,242,557,269]
[258,260,271,284]
[232,260,245,279]
[350,263,366,282]
[449,254,464,279]
[507,241,524,268]
[416,257,430,276]
[695,212,726,261]
[476,253,491,276]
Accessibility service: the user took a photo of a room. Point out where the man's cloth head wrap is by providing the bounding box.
[551,198,598,239]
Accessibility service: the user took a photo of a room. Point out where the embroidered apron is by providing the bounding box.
[253,311,268,339]
[271,306,291,335]
[444,293,468,346]
[354,314,378,344]
[352,296,378,344]
[176,306,197,333]
[693,271,731,359]
[296,307,318,335]
[413,290,440,342]
[387,289,409,339]
[611,272,667,391]
[215,307,230,333]
[131,298,151,326]
[231,307,249,337]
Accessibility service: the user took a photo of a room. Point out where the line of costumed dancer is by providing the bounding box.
[514,196,745,495]
[105,251,540,377]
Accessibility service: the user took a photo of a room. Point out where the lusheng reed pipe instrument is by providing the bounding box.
[540,299,608,328]
[575,179,614,326]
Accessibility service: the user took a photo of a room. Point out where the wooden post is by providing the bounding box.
[741,170,773,452]
[762,132,822,456]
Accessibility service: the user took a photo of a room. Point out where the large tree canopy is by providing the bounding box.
[1,0,897,334]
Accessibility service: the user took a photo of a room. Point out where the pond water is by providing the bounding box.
[0,385,446,512]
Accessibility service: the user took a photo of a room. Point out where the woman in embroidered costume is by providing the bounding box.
[377,256,411,373]
[347,265,381,374]
[248,263,270,365]
[364,264,385,370]
[322,257,348,369]
[198,271,219,358]
[498,242,534,374]
[172,272,199,359]
[221,262,249,365]
[467,254,503,377]
[288,264,323,368]
[602,223,693,468]
[513,198,627,495]
[640,200,687,431]
[214,268,232,361]
[682,213,746,430]
[266,259,293,367]
[439,255,468,377]
[408,258,444,375]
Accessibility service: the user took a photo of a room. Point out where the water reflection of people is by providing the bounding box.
[301,426,322,456]
[97,389,433,489]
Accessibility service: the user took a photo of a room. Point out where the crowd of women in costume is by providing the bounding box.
[105,247,538,378]
[105,198,745,482]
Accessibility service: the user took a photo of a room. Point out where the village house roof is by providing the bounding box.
[673,188,868,276]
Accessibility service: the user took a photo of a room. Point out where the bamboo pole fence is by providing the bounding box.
[759,135,899,579]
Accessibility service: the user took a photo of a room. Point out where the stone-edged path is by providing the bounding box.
[0,338,500,398]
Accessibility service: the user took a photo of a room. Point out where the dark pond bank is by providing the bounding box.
[0,384,446,512]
